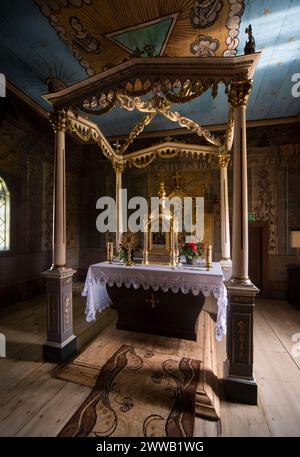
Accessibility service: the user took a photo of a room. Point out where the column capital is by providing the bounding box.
[218,153,231,168]
[49,109,68,133]
[113,161,125,175]
[228,79,253,107]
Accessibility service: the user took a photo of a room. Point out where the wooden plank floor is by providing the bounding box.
[0,288,300,437]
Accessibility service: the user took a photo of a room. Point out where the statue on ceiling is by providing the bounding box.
[190,0,223,29]
[244,24,256,54]
[69,16,101,54]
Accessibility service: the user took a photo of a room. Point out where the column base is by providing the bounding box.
[43,335,77,363]
[43,267,77,363]
[223,361,257,405]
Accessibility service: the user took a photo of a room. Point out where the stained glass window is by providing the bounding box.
[0,177,10,251]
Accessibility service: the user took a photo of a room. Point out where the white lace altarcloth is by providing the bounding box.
[82,261,227,341]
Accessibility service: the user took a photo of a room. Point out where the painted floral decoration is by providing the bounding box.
[190,35,220,57]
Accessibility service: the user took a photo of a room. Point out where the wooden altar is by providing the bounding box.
[108,285,205,341]
[83,261,227,341]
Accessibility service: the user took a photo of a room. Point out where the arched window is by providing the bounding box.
[0,177,10,251]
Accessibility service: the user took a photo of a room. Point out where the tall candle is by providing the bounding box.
[207,245,212,263]
[206,244,212,270]
[107,241,114,263]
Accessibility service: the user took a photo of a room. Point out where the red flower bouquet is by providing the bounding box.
[179,241,207,264]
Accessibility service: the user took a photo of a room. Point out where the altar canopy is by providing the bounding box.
[83,262,227,342]
[43,44,261,403]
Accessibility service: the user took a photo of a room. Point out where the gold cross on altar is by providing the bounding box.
[146,293,159,309]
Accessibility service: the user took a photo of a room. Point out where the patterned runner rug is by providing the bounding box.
[59,344,199,437]
[57,310,220,437]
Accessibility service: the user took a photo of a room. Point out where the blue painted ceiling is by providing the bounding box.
[0,0,299,137]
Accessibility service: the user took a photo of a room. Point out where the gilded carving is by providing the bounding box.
[112,162,125,175]
[218,154,231,168]
[228,79,253,107]
[120,111,157,155]
[49,110,68,132]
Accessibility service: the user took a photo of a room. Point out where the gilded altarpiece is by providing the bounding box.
[147,170,215,245]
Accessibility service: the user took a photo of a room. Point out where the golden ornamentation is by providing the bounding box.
[162,109,221,147]
[117,93,171,113]
[218,154,231,168]
[228,79,253,107]
[68,123,94,142]
[120,111,157,155]
[146,293,159,309]
[49,109,68,132]
[116,92,220,147]
[120,231,138,266]
[112,161,125,174]
[129,154,157,169]
[224,105,234,153]
[158,182,166,200]
[81,91,117,115]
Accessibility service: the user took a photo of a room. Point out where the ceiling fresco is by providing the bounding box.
[0,0,299,137]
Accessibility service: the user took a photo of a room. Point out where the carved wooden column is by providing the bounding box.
[218,153,231,269]
[113,162,124,249]
[43,110,77,362]
[224,80,259,405]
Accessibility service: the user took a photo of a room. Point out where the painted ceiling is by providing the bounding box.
[0,0,299,137]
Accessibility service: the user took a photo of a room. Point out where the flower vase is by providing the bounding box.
[186,256,197,265]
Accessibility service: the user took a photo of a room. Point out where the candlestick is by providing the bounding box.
[206,244,213,271]
[169,215,177,267]
[107,241,114,263]
[125,242,134,266]
[143,215,149,265]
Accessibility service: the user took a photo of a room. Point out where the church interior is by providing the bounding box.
[0,0,300,439]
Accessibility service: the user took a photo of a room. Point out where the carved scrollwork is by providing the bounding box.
[119,111,157,155]
[162,109,221,146]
